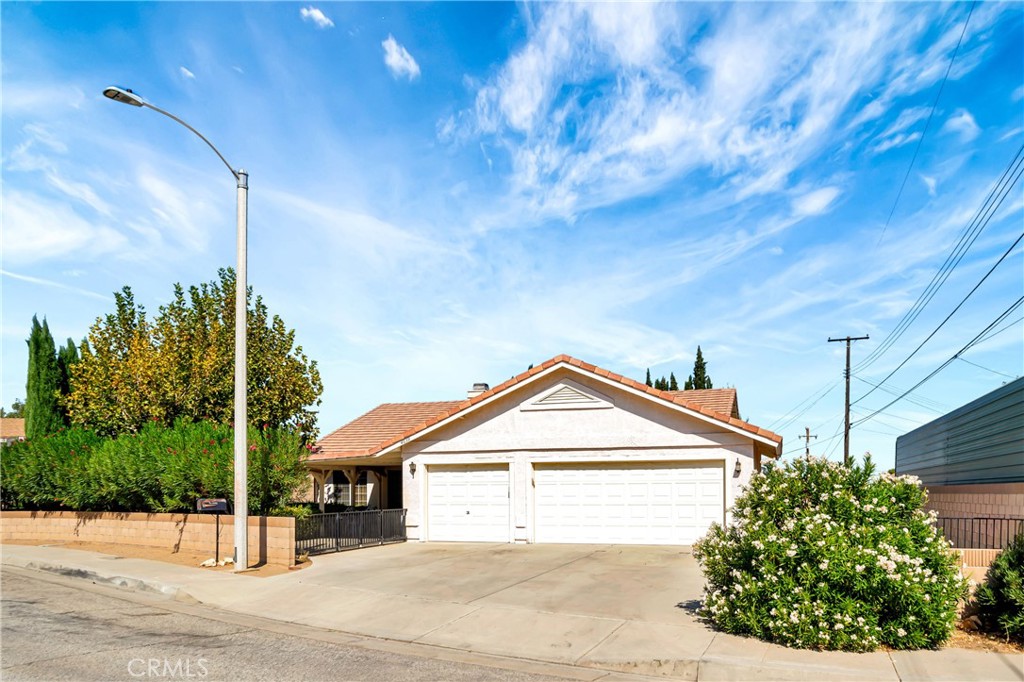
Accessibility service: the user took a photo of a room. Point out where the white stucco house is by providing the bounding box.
[308,354,782,545]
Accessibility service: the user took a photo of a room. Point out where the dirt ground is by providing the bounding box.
[5,539,310,578]
[947,626,1023,654]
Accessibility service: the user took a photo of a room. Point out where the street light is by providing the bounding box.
[103,85,249,571]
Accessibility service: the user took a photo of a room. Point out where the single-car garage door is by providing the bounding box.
[534,461,724,545]
[428,464,510,542]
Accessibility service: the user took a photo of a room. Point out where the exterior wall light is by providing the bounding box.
[409,461,417,477]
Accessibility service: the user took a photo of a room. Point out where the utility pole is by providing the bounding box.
[827,335,869,466]
[800,426,817,460]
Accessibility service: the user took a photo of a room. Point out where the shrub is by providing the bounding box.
[693,456,968,651]
[974,528,1024,642]
[1,420,309,515]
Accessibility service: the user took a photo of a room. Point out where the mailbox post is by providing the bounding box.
[197,498,229,563]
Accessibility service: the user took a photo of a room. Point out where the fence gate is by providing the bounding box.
[295,509,407,556]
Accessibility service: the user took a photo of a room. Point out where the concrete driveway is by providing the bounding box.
[204,542,714,675]
[299,542,704,624]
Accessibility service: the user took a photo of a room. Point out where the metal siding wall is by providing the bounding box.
[895,377,1024,485]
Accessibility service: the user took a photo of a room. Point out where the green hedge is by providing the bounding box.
[1,420,309,516]
[974,529,1024,642]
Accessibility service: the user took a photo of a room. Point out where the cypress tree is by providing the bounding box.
[56,338,81,424]
[669,372,678,391]
[645,369,653,387]
[691,345,713,390]
[684,376,693,390]
[25,316,63,439]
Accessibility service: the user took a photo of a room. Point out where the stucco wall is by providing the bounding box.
[402,370,759,543]
[0,511,295,567]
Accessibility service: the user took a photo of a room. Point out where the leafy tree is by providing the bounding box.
[64,269,323,440]
[1,399,26,418]
[669,372,679,391]
[25,316,63,439]
[645,369,652,387]
[685,345,713,390]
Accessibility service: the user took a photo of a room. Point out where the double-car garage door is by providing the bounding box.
[427,461,724,545]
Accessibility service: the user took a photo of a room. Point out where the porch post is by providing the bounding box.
[311,470,330,513]
[342,467,359,508]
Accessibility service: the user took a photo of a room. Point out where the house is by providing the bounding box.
[896,377,1023,531]
[309,354,782,545]
[0,418,25,446]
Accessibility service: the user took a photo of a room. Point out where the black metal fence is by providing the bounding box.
[935,517,1023,550]
[296,509,407,556]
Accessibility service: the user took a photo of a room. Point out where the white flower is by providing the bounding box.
[855,565,865,573]
[897,628,907,637]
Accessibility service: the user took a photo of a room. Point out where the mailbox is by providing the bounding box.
[197,498,228,513]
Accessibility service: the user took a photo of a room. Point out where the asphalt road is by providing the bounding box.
[0,568,576,682]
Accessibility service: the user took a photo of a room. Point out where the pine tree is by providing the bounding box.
[25,316,63,439]
[669,372,678,391]
[645,369,653,387]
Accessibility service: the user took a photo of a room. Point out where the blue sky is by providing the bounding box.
[3,2,1022,470]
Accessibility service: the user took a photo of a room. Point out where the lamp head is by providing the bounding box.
[103,86,145,107]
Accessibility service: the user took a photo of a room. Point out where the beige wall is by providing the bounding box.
[925,482,1024,519]
[402,369,764,543]
[0,511,295,568]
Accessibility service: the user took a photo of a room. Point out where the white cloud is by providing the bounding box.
[792,187,841,217]
[1012,85,1024,102]
[450,3,959,226]
[179,66,195,80]
[920,174,937,196]
[1,190,127,264]
[382,35,420,81]
[873,131,921,154]
[300,6,334,29]
[0,269,109,301]
[941,108,980,141]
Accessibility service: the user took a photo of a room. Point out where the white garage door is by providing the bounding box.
[534,462,724,545]
[427,465,510,542]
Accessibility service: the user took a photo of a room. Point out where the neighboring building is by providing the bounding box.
[310,354,781,545]
[0,418,25,446]
[895,377,1023,541]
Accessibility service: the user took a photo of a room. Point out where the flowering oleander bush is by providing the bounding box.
[693,456,967,651]
[974,528,1024,642]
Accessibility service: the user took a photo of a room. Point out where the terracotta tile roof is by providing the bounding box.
[315,401,462,459]
[665,389,739,419]
[0,418,25,439]
[312,354,782,462]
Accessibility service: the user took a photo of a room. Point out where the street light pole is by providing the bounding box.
[103,86,249,571]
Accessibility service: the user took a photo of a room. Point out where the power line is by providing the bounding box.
[768,380,841,432]
[877,2,977,247]
[955,356,1019,380]
[853,228,1024,407]
[974,314,1024,347]
[852,375,950,413]
[852,295,1024,427]
[857,143,1024,373]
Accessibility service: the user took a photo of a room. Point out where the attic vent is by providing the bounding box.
[536,385,599,405]
[522,381,613,411]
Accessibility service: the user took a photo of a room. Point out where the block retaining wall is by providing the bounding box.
[0,511,295,567]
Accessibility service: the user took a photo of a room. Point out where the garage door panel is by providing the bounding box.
[534,462,724,545]
[428,465,510,542]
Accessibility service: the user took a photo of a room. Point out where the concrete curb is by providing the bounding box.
[5,554,186,599]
